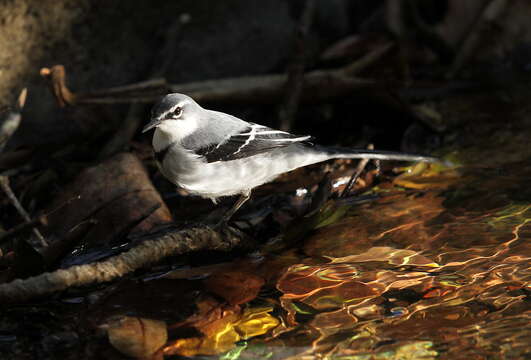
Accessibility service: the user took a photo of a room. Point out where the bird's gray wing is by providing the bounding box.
[193,123,314,163]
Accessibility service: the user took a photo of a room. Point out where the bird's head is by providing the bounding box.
[142,93,202,136]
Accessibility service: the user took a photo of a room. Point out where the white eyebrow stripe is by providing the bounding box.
[156,110,171,120]
[156,101,191,120]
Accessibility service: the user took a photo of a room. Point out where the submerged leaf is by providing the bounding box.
[164,306,279,357]
[235,307,280,339]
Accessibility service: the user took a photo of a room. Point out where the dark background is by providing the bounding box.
[3,0,528,154]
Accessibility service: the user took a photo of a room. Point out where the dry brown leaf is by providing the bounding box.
[107,316,168,358]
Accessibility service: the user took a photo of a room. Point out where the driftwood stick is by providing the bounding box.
[83,78,168,97]
[75,72,376,105]
[0,226,244,303]
[41,30,394,109]
[41,64,377,106]
[172,71,376,104]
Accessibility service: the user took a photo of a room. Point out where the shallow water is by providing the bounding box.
[156,161,530,359]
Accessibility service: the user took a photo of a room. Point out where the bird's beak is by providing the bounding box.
[142,118,162,133]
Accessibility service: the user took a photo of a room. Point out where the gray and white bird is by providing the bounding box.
[142,93,436,223]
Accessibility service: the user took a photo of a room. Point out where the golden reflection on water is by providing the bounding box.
[266,163,530,359]
[139,163,531,359]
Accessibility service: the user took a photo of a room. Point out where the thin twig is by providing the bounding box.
[305,172,332,217]
[338,42,395,77]
[278,0,316,131]
[0,176,48,247]
[340,144,374,198]
[0,226,245,303]
[0,215,47,244]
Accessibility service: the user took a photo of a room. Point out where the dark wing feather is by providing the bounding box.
[196,124,313,162]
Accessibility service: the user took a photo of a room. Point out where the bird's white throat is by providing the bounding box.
[152,118,199,152]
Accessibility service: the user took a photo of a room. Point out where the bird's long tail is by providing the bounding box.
[319,145,438,163]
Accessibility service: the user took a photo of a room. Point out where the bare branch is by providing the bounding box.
[0,226,245,303]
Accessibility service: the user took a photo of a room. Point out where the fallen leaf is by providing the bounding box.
[164,306,279,357]
[106,316,167,358]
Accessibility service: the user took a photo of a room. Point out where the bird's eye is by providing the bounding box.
[173,107,182,117]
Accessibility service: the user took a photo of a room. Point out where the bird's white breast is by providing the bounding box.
[160,145,329,199]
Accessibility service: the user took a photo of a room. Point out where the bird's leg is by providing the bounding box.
[216,191,251,227]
